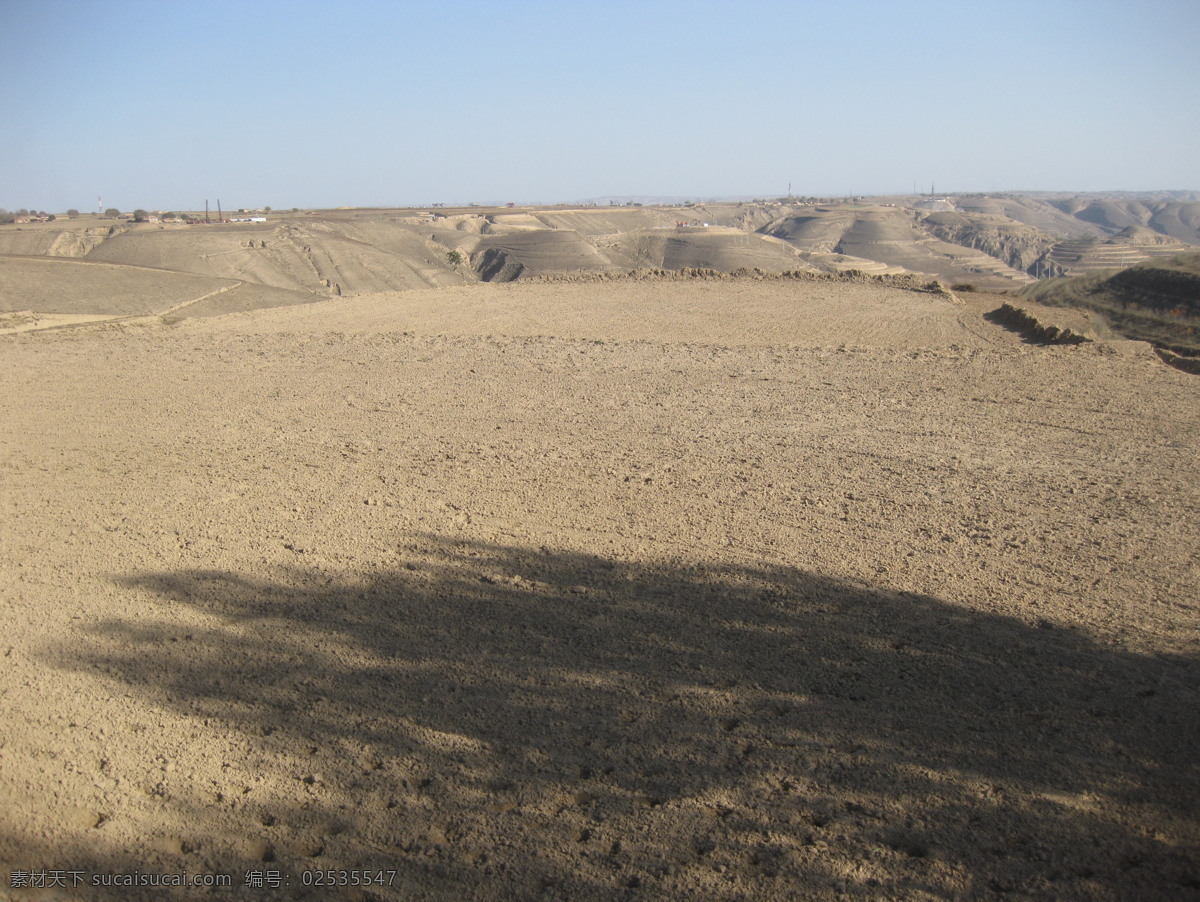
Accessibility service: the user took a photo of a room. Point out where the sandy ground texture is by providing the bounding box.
[1,280,1198,901]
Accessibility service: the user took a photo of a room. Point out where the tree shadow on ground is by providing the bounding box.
[43,536,1200,900]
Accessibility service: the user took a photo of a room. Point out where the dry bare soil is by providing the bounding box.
[1,279,1198,901]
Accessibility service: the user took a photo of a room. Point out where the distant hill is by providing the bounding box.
[762,206,1036,289]
[3,194,1198,324]
[1049,198,1200,244]
[954,196,1109,239]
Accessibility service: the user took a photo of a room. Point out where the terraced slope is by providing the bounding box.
[533,207,684,235]
[0,255,237,315]
[1043,227,1189,277]
[81,221,469,295]
[601,228,813,273]
[0,253,325,331]
[764,208,1035,288]
[762,208,855,252]
[473,230,619,281]
[480,213,546,233]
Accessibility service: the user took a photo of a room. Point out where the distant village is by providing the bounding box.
[0,207,272,225]
[2,197,925,227]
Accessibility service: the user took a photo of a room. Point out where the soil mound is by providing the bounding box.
[985,302,1092,345]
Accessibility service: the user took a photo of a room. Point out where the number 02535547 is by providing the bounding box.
[301,869,398,887]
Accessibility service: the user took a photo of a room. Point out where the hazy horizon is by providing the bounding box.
[9,188,1200,218]
[3,0,1198,212]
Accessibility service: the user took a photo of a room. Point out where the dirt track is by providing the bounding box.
[1,280,1197,900]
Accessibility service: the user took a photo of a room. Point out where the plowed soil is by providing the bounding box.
[1,280,1197,901]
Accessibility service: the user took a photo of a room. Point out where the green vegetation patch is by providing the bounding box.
[1021,252,1200,355]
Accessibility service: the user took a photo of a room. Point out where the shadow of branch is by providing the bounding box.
[38,535,1200,899]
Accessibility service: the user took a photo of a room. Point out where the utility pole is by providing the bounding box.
[205,200,209,224]
[217,200,222,222]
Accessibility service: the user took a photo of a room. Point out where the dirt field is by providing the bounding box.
[0,256,237,317]
[1,279,1197,900]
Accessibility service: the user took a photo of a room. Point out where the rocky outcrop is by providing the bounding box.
[921,212,1055,273]
[473,247,526,282]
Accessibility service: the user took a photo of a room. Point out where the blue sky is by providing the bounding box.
[2,0,1198,211]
